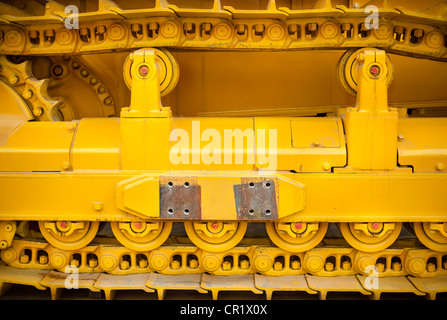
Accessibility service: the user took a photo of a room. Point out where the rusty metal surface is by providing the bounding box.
[234,178,278,220]
[159,177,201,220]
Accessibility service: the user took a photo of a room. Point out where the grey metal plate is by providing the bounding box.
[234,177,278,220]
[159,177,201,220]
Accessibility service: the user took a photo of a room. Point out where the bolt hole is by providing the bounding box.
[249,182,255,188]
[168,181,173,187]
[265,209,271,215]
[265,182,271,188]
[184,208,190,215]
[184,182,190,188]
[167,208,174,214]
[249,209,254,215]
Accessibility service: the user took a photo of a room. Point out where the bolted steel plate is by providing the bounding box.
[234,177,278,220]
[159,177,201,219]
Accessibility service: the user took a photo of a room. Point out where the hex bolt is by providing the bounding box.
[171,260,180,270]
[120,260,130,270]
[222,261,232,271]
[104,97,113,106]
[413,29,424,38]
[240,259,250,269]
[20,254,30,264]
[62,162,70,171]
[148,22,159,31]
[23,89,33,99]
[97,86,106,94]
[89,258,98,268]
[342,260,351,270]
[376,263,385,272]
[8,74,18,84]
[71,61,80,69]
[436,162,444,171]
[392,261,402,271]
[183,22,194,34]
[291,260,301,270]
[254,24,265,35]
[96,25,106,34]
[131,23,142,33]
[33,107,43,117]
[427,263,436,272]
[39,255,48,264]
[308,23,318,32]
[369,65,381,77]
[139,65,150,77]
[236,24,246,35]
[325,262,334,271]
[189,259,198,269]
[70,258,80,267]
[138,258,148,268]
[80,69,89,77]
[288,24,298,34]
[274,261,283,271]
[29,30,38,39]
[202,22,212,34]
[397,134,404,142]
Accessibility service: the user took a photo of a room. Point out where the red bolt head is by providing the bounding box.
[211,223,219,230]
[372,223,379,230]
[295,223,303,230]
[60,221,67,228]
[135,222,142,229]
[370,65,380,76]
[139,65,149,76]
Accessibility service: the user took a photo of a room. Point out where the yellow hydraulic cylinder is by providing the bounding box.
[343,49,398,171]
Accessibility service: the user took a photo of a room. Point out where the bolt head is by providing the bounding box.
[139,65,150,76]
[370,65,381,76]
[211,223,219,230]
[60,221,67,228]
[372,222,379,230]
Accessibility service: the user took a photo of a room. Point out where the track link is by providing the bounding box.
[1,236,447,300]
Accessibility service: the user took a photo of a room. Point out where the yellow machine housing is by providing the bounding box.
[0,0,447,300]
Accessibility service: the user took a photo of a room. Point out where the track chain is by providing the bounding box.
[1,237,446,278]
[0,1,446,60]
[1,237,447,300]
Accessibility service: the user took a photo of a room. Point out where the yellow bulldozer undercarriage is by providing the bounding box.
[0,0,447,301]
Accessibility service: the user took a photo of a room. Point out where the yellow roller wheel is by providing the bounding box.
[265,222,328,253]
[414,222,447,253]
[184,221,247,252]
[123,47,179,96]
[339,222,402,252]
[111,221,172,252]
[39,221,99,251]
[337,48,394,96]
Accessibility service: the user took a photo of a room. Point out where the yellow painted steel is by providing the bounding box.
[0,0,447,299]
